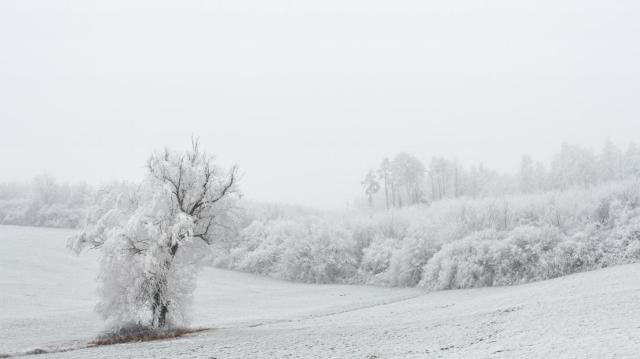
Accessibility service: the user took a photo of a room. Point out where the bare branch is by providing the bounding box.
[189,161,213,215]
[193,216,215,245]
[209,165,238,205]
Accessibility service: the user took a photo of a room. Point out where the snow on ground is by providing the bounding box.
[2,225,640,358]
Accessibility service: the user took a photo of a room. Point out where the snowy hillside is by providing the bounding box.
[1,225,640,358]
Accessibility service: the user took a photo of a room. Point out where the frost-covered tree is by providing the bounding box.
[533,161,548,192]
[623,142,640,179]
[428,157,449,201]
[377,158,392,210]
[599,139,622,182]
[391,153,425,206]
[33,174,59,206]
[550,143,598,189]
[518,154,535,193]
[69,140,240,331]
[361,170,380,208]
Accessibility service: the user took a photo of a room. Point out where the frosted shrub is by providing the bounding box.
[384,236,438,286]
[420,231,504,289]
[226,217,359,284]
[422,226,599,290]
[359,236,398,280]
[350,222,380,264]
[277,220,358,283]
[375,211,412,239]
[543,235,583,275]
[229,219,300,275]
[494,226,565,285]
[605,216,640,264]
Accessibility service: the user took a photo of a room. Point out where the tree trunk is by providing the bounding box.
[151,243,179,328]
[384,177,389,210]
[390,185,396,207]
[158,302,168,328]
[151,277,168,328]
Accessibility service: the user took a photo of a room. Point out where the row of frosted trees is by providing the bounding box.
[0,175,94,227]
[361,140,640,209]
[221,180,640,289]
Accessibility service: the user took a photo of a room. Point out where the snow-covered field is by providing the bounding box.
[2,225,640,358]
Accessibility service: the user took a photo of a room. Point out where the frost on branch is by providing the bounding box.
[69,140,240,331]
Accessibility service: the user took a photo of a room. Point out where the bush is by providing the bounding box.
[218,180,640,290]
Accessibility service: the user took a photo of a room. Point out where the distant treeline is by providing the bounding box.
[360,140,640,208]
[3,142,640,292]
[0,175,95,228]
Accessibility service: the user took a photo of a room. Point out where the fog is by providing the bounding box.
[1,0,640,208]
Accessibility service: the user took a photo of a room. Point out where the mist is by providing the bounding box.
[5,1,640,358]
[2,0,640,208]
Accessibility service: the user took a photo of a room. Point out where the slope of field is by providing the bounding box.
[0,225,420,356]
[1,225,640,358]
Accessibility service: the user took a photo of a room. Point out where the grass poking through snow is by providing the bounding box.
[90,325,209,346]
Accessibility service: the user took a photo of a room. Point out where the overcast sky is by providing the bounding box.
[1,0,639,208]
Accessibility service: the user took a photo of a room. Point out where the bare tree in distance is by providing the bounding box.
[377,158,392,210]
[361,170,381,208]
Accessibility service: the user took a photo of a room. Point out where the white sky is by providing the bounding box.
[1,0,640,208]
